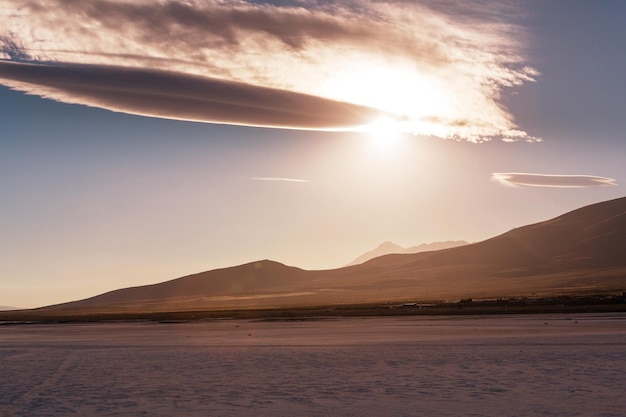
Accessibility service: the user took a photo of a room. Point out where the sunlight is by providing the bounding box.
[319,61,454,136]
[321,64,447,118]
[362,116,405,151]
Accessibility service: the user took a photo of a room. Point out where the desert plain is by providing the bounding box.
[1,313,625,417]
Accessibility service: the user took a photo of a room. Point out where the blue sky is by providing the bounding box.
[1,0,624,308]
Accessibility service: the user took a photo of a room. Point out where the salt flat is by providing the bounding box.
[1,314,625,416]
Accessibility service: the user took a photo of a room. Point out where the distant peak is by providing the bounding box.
[378,241,404,250]
[346,240,470,266]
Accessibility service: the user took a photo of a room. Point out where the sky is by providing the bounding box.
[1,0,624,308]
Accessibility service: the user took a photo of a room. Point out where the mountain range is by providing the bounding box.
[346,240,469,266]
[36,196,626,314]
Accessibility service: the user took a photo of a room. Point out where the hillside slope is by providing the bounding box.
[40,197,626,313]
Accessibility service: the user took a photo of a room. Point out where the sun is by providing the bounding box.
[362,116,406,150]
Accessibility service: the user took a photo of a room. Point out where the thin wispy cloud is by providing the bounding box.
[492,173,618,188]
[0,0,539,141]
[251,177,309,183]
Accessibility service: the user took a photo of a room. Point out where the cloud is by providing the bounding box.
[0,0,539,140]
[0,60,383,130]
[492,173,618,188]
[0,35,30,61]
[251,177,309,183]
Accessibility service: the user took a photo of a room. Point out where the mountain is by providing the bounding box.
[346,240,469,266]
[406,241,470,254]
[34,197,626,313]
[346,241,405,266]
[0,306,17,311]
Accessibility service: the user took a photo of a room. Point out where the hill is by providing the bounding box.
[26,197,626,314]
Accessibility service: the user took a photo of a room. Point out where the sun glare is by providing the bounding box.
[363,116,405,150]
[321,64,446,118]
[316,60,467,138]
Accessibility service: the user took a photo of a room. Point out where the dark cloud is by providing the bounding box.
[492,173,618,188]
[0,60,384,130]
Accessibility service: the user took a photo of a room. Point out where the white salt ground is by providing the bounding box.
[1,314,624,417]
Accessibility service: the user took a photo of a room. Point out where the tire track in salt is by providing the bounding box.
[3,351,78,417]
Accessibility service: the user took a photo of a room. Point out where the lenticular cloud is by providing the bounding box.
[0,61,382,130]
[492,173,618,188]
[0,0,539,140]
